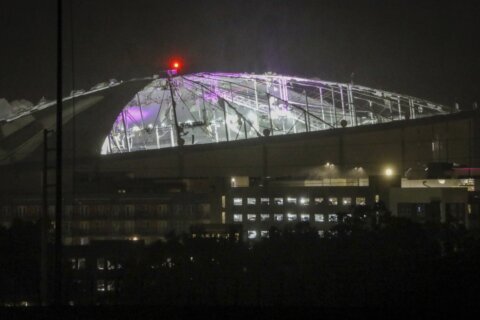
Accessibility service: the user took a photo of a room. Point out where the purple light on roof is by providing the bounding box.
[113,105,158,129]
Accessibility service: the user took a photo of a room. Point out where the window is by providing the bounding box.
[107,280,115,292]
[107,259,116,270]
[328,197,338,205]
[342,197,352,206]
[274,198,283,205]
[125,204,135,217]
[286,197,297,204]
[274,214,284,222]
[78,258,86,270]
[233,214,243,222]
[287,213,297,222]
[247,230,257,239]
[97,258,105,270]
[356,197,366,206]
[260,230,269,238]
[247,214,256,222]
[260,214,270,221]
[299,197,310,205]
[314,214,325,222]
[328,214,338,223]
[233,198,243,206]
[97,280,105,292]
[260,198,270,205]
[247,197,256,205]
[314,197,324,204]
[300,214,310,222]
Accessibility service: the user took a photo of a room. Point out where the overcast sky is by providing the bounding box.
[1,0,478,107]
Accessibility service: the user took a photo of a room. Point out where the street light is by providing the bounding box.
[385,167,393,176]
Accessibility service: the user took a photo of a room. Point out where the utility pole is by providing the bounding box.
[54,0,63,306]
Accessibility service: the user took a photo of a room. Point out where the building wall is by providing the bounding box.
[389,187,469,225]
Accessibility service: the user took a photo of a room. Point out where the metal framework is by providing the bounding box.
[98,72,452,154]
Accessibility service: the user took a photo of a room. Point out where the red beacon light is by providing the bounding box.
[167,59,182,76]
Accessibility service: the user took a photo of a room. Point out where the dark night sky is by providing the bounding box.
[1,0,478,107]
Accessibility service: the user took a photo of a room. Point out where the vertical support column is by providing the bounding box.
[339,85,346,119]
[137,94,147,150]
[347,84,355,126]
[319,87,325,129]
[304,91,310,132]
[201,87,207,123]
[220,99,229,142]
[331,88,337,128]
[214,109,219,142]
[254,79,259,111]
[244,119,248,139]
[408,99,415,119]
[107,134,113,153]
[397,97,402,120]
[121,110,131,152]
[156,126,160,148]
[266,93,274,136]
[167,74,182,147]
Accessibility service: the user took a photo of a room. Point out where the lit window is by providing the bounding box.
[107,259,116,270]
[260,230,269,238]
[328,197,338,205]
[356,197,366,206]
[233,214,243,222]
[286,197,297,204]
[260,198,270,205]
[233,198,243,206]
[97,280,105,292]
[314,197,324,204]
[70,258,77,270]
[274,198,284,205]
[247,230,257,239]
[314,214,325,222]
[274,214,284,222]
[107,280,115,292]
[318,230,325,238]
[299,197,310,205]
[247,214,257,222]
[300,214,310,222]
[97,258,105,271]
[342,197,352,206]
[260,214,270,221]
[247,198,256,205]
[328,214,338,223]
[287,213,297,222]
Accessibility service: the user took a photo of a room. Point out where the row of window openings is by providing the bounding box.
[233,197,366,206]
[247,230,327,239]
[70,257,122,271]
[233,213,346,223]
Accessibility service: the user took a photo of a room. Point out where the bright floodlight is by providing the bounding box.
[385,168,393,176]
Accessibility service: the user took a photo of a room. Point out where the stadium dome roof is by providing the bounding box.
[100,72,451,154]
